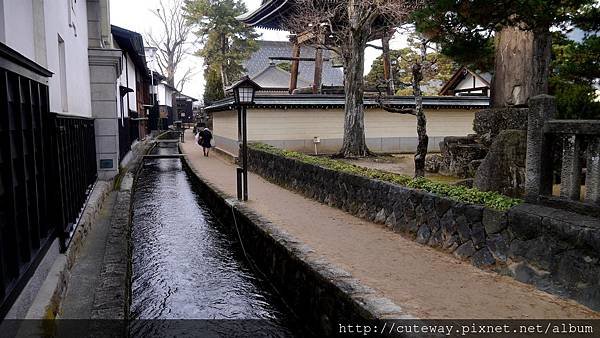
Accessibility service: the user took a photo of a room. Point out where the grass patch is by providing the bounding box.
[250,143,522,211]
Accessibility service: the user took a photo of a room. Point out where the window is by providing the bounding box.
[58,35,68,112]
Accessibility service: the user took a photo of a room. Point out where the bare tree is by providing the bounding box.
[146,0,194,91]
[286,0,423,158]
[377,35,436,177]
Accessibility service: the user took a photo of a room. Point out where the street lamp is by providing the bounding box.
[228,76,261,201]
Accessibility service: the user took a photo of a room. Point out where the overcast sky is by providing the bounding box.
[110,0,408,100]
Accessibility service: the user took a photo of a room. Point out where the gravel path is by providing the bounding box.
[181,132,597,319]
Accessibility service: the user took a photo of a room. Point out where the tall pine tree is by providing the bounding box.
[184,0,259,92]
[203,64,225,105]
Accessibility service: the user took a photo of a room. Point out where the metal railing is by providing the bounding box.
[526,95,600,217]
[49,114,97,251]
[0,43,53,317]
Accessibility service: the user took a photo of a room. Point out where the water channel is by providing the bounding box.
[129,144,304,336]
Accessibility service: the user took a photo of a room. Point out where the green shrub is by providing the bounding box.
[250,143,522,211]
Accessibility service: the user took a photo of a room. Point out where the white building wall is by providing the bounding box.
[114,43,138,119]
[1,0,35,59]
[44,0,92,116]
[0,0,92,117]
[213,107,477,155]
[455,74,488,92]
[157,83,174,107]
[126,56,137,112]
[0,1,5,43]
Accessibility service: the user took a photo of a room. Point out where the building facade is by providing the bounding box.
[0,0,148,318]
[112,25,152,160]
[176,93,198,123]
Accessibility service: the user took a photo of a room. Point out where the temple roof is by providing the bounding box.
[244,40,343,87]
[251,64,311,89]
[238,0,391,39]
[237,0,292,30]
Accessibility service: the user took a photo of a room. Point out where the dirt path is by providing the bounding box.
[181,132,597,319]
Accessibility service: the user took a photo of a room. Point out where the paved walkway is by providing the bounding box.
[60,192,117,319]
[181,132,597,319]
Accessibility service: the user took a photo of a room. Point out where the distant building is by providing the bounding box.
[112,25,153,158]
[157,80,178,128]
[144,48,179,129]
[439,66,492,97]
[175,93,198,123]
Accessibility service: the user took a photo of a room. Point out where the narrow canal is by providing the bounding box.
[129,144,303,336]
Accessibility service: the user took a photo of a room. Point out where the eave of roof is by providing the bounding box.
[0,42,53,79]
[176,93,198,101]
[237,0,291,30]
[204,94,490,113]
[111,25,149,76]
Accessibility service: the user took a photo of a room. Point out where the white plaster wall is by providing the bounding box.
[121,53,137,113]
[1,0,35,60]
[214,108,476,141]
[157,83,173,107]
[0,0,5,43]
[213,107,477,154]
[126,56,137,111]
[1,0,92,117]
[115,47,138,118]
[44,0,92,116]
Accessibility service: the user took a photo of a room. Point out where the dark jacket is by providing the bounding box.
[199,129,213,148]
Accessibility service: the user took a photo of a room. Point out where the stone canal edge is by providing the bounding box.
[180,150,413,335]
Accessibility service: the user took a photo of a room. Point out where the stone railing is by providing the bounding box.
[526,95,600,217]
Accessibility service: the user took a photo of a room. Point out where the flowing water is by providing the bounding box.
[130,144,303,336]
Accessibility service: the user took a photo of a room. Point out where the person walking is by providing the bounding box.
[198,127,213,157]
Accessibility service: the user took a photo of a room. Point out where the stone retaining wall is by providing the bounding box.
[181,156,411,336]
[248,148,600,311]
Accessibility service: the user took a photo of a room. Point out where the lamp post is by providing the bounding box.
[229,76,261,201]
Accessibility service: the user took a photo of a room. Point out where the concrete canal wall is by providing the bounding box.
[247,148,600,312]
[181,156,411,335]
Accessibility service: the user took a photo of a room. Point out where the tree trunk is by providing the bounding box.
[382,34,395,95]
[491,25,552,107]
[219,33,229,90]
[339,31,370,157]
[413,41,429,177]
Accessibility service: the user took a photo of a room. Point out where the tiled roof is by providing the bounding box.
[204,94,490,113]
[244,40,343,88]
[251,64,311,89]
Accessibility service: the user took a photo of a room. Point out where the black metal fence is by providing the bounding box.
[0,44,54,317]
[49,114,97,251]
[0,43,98,317]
